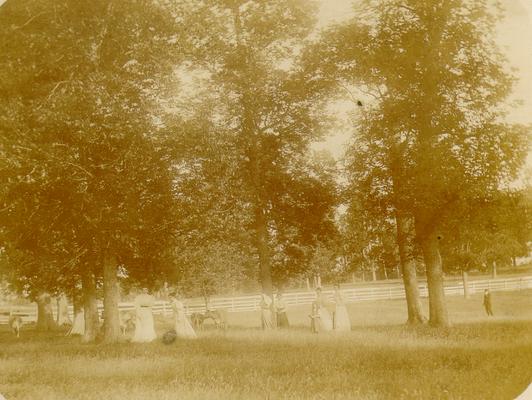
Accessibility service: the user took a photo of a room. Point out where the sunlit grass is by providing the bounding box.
[1,290,531,399]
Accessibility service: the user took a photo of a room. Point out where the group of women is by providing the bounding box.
[68,285,352,342]
[260,284,351,333]
[132,288,196,342]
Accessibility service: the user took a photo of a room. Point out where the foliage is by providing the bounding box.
[0,0,189,298]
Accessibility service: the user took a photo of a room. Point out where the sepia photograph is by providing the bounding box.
[0,0,531,399]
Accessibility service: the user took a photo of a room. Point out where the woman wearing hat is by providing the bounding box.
[170,292,196,339]
[132,288,157,343]
[260,293,274,330]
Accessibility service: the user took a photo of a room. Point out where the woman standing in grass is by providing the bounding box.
[275,292,289,328]
[333,284,351,332]
[260,293,273,330]
[132,288,157,343]
[171,292,196,339]
[315,288,333,331]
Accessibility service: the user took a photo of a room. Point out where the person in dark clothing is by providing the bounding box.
[275,293,289,328]
[483,289,494,316]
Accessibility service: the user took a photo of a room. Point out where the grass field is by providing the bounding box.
[1,290,531,400]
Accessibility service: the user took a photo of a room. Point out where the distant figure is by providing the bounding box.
[132,288,157,342]
[483,289,493,316]
[333,284,351,332]
[9,313,23,338]
[260,293,273,330]
[68,308,85,336]
[309,301,320,333]
[170,292,196,339]
[275,293,289,328]
[315,287,333,331]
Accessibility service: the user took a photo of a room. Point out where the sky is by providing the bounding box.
[315,0,532,160]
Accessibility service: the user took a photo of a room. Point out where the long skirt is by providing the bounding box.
[318,308,333,332]
[333,304,351,331]
[261,308,273,329]
[132,308,157,342]
[68,311,85,335]
[175,315,197,339]
[277,312,289,328]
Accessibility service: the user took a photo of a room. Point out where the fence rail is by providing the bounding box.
[1,276,531,325]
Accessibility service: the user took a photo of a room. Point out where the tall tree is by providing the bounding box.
[312,0,529,326]
[178,0,336,295]
[0,0,192,341]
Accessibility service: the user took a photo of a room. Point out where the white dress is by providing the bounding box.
[132,294,157,343]
[333,291,351,332]
[316,293,333,332]
[68,309,85,335]
[172,299,196,339]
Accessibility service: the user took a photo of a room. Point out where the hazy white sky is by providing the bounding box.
[315,0,532,159]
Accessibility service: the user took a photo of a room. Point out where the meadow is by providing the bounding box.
[1,290,531,400]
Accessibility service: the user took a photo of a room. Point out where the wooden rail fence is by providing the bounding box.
[1,276,531,325]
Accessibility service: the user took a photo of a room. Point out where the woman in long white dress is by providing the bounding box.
[132,288,157,343]
[315,288,333,331]
[171,293,196,339]
[260,293,273,330]
[67,308,84,336]
[333,284,351,332]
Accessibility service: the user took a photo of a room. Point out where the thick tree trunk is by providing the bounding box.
[417,228,449,327]
[462,270,469,299]
[256,209,273,296]
[395,213,426,324]
[36,293,56,331]
[491,261,497,279]
[103,258,120,343]
[371,263,377,281]
[82,272,100,342]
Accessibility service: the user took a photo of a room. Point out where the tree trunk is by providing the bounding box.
[103,258,120,343]
[371,263,377,281]
[462,270,469,299]
[417,227,449,327]
[383,264,388,280]
[255,204,273,296]
[351,272,356,284]
[82,272,100,343]
[491,261,497,279]
[36,293,56,331]
[395,213,426,324]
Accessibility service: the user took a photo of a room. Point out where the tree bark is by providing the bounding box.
[462,270,469,299]
[491,260,497,279]
[416,222,449,327]
[395,213,426,324]
[36,293,56,331]
[256,208,273,296]
[81,272,100,342]
[103,258,120,343]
